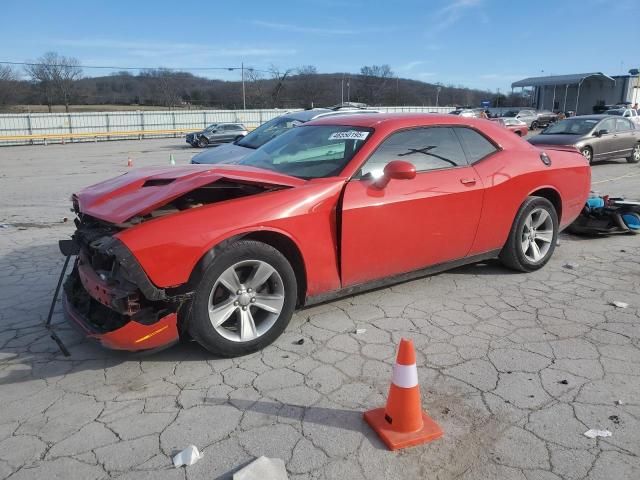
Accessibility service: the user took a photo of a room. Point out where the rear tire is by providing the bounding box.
[188,240,297,357]
[499,196,558,272]
[531,121,539,130]
[627,144,640,163]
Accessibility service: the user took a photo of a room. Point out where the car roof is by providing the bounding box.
[565,115,608,120]
[306,112,498,129]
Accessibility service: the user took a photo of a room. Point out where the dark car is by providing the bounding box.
[191,106,376,164]
[186,123,248,148]
[528,115,640,164]
[535,110,558,128]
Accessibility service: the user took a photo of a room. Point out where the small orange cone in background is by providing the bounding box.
[127,156,133,167]
[364,338,443,450]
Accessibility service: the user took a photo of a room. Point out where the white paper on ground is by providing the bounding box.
[233,456,288,480]
[583,429,612,439]
[173,445,203,467]
[611,301,629,308]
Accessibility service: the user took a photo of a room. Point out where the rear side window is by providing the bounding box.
[454,127,497,163]
[615,118,634,131]
[360,127,468,177]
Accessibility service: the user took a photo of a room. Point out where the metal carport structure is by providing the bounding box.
[511,72,616,113]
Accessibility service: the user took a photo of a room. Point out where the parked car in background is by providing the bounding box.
[535,110,558,128]
[603,108,640,126]
[449,108,483,118]
[186,123,248,148]
[528,115,640,164]
[500,109,540,129]
[191,105,376,164]
[491,118,529,136]
[63,113,590,356]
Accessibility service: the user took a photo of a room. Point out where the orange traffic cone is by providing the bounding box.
[364,338,443,450]
[127,157,133,167]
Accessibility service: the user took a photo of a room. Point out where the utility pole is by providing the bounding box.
[241,62,246,110]
[341,74,344,104]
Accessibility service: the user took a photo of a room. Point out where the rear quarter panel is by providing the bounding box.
[470,144,590,255]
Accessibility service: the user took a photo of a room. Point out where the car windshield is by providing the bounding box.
[205,124,218,130]
[543,118,599,135]
[238,125,372,179]
[236,115,303,149]
[605,109,624,116]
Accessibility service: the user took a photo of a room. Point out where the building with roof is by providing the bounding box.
[511,72,640,115]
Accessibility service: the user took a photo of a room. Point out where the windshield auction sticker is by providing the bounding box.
[329,131,370,141]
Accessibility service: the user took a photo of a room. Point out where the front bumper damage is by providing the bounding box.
[62,221,182,351]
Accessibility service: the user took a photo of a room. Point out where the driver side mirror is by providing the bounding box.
[375,160,416,188]
[594,129,608,137]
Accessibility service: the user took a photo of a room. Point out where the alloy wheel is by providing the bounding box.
[208,260,285,342]
[633,145,640,162]
[520,208,554,263]
[581,148,592,164]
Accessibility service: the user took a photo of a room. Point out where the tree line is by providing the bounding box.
[0,51,530,112]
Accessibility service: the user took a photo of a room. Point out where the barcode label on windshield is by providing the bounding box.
[328,131,369,141]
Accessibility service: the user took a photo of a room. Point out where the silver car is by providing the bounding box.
[528,115,640,164]
[186,123,248,148]
[501,109,539,129]
[191,106,376,164]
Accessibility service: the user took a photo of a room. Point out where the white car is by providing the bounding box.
[604,108,640,126]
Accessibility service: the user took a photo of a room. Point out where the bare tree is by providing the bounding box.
[140,69,183,108]
[24,52,82,112]
[296,65,319,108]
[269,65,293,107]
[245,69,267,108]
[0,65,18,106]
[357,64,394,105]
[55,56,82,112]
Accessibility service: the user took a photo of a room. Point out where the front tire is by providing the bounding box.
[188,240,297,357]
[197,136,209,148]
[531,121,538,130]
[627,144,640,163]
[499,196,558,272]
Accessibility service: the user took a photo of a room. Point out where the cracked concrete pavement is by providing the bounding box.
[1,138,639,479]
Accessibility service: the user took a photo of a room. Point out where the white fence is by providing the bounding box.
[0,106,454,146]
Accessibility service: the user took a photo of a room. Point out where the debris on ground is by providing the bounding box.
[0,223,9,229]
[295,339,305,345]
[354,328,367,335]
[563,263,579,270]
[558,379,569,385]
[608,415,620,425]
[61,217,68,223]
[233,456,288,480]
[610,301,629,309]
[615,399,624,405]
[172,445,203,467]
[583,429,612,439]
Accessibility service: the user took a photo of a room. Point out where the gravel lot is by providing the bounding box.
[1,137,639,480]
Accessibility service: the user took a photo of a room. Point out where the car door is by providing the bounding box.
[592,118,617,160]
[340,126,485,287]
[613,118,638,157]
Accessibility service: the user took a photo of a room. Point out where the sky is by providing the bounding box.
[1,0,638,92]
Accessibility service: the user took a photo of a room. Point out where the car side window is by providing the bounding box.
[360,127,467,177]
[454,127,498,163]
[599,118,616,133]
[615,118,633,131]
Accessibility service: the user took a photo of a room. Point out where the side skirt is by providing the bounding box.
[304,249,501,307]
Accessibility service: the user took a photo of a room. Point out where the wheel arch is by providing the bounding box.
[528,187,563,223]
[186,229,308,308]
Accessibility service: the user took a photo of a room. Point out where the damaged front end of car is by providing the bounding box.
[60,165,302,351]
[62,214,184,351]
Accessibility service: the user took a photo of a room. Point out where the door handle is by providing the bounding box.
[460,178,476,185]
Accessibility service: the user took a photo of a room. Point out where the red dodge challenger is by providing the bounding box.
[62,114,590,356]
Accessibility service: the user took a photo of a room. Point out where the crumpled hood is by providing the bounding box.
[74,165,305,224]
[190,142,254,164]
